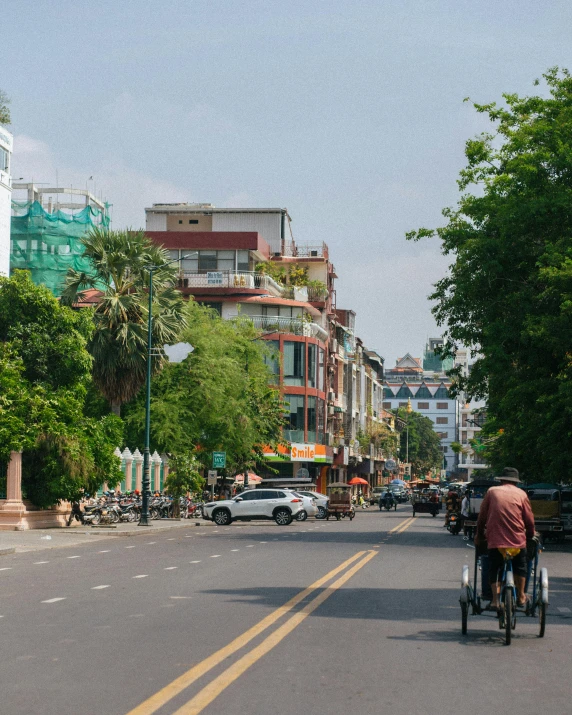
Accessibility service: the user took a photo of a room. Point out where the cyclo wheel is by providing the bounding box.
[504,589,513,645]
[538,601,546,637]
[461,600,468,635]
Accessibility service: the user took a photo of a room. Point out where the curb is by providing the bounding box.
[60,521,210,537]
[0,547,16,556]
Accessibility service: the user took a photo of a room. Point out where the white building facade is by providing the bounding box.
[0,126,13,276]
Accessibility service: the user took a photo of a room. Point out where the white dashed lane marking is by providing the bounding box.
[210,555,221,558]
[164,567,178,570]
[259,541,267,544]
[557,607,571,613]
[190,560,201,564]
[125,546,136,549]
[34,561,49,565]
[0,567,13,571]
[98,550,110,553]
[67,556,81,559]
[231,549,239,552]
[133,575,148,579]
[246,545,254,548]
[42,598,66,604]
[167,538,175,541]
[147,542,157,545]
[92,585,110,590]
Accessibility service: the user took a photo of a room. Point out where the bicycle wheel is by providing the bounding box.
[504,589,513,645]
[538,601,546,638]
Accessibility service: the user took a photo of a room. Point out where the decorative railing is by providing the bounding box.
[179,270,284,296]
[248,315,329,342]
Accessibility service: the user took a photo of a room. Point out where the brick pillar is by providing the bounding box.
[6,451,23,502]
[152,452,161,493]
[133,449,143,491]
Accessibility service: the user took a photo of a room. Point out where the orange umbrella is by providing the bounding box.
[347,477,369,485]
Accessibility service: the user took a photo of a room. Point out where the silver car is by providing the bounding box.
[295,490,329,519]
[202,489,305,526]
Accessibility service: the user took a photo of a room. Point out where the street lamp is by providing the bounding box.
[139,251,198,526]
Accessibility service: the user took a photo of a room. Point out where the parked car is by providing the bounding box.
[202,489,304,526]
[288,491,319,521]
[294,490,328,519]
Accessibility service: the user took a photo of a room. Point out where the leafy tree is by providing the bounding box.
[163,452,205,517]
[393,407,442,476]
[61,228,186,415]
[122,301,285,477]
[0,89,10,125]
[407,68,572,482]
[0,272,123,506]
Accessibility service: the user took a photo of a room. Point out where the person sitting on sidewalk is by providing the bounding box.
[475,467,535,609]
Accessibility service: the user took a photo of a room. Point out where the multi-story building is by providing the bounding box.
[383,339,460,475]
[0,125,13,276]
[145,202,335,491]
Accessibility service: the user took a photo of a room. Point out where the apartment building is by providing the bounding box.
[0,125,12,276]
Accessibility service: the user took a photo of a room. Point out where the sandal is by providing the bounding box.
[517,596,530,608]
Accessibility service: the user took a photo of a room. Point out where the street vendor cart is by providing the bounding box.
[325,481,355,520]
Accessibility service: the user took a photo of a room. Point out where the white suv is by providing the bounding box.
[203,489,305,526]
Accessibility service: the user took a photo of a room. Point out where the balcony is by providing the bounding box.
[248,315,329,342]
[179,270,284,297]
[282,242,329,259]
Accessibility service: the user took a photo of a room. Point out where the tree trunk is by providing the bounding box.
[110,400,121,417]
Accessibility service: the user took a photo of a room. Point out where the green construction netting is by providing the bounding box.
[423,350,454,373]
[10,200,110,296]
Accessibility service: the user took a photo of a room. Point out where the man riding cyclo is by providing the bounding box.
[475,467,535,610]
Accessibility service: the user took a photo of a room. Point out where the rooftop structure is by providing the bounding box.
[0,125,12,276]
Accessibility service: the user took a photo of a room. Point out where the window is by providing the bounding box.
[0,147,8,172]
[383,402,392,409]
[383,387,394,399]
[189,219,199,224]
[438,432,448,439]
[284,342,305,386]
[441,446,448,453]
[415,384,431,399]
[437,402,448,409]
[417,402,429,410]
[399,402,407,408]
[201,301,222,316]
[307,396,317,443]
[262,340,280,381]
[198,251,217,271]
[217,250,235,271]
[239,491,258,501]
[317,398,325,444]
[318,348,325,391]
[436,417,448,425]
[168,250,180,261]
[395,384,413,398]
[178,220,183,224]
[284,394,304,442]
[237,250,250,272]
[307,344,316,388]
[434,385,449,399]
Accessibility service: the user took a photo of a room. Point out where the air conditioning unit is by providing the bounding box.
[331,338,338,352]
[327,391,335,402]
[327,405,335,416]
[310,250,318,257]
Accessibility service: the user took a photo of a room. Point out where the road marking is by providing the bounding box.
[0,567,13,571]
[170,596,192,599]
[99,550,110,553]
[190,560,201,564]
[167,538,175,541]
[67,555,81,559]
[147,542,157,545]
[231,549,240,552]
[246,545,254,548]
[389,517,415,534]
[164,567,178,570]
[133,575,148,579]
[92,585,110,590]
[557,607,571,613]
[42,598,66,604]
[125,546,136,549]
[124,550,369,715]
[210,555,221,558]
[259,541,267,543]
[34,561,49,565]
[171,551,378,715]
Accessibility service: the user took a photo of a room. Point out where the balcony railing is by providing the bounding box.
[179,270,284,296]
[282,242,329,259]
[248,315,329,342]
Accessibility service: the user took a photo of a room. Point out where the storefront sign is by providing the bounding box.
[263,443,333,464]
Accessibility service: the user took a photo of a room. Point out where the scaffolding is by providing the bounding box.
[10,183,110,296]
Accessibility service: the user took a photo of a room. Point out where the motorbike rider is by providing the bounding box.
[379,491,395,510]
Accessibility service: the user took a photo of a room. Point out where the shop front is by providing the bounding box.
[261,443,333,492]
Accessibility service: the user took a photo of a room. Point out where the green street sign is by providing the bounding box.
[212,452,226,469]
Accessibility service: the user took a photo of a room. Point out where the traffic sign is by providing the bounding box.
[212,452,226,469]
[207,470,218,485]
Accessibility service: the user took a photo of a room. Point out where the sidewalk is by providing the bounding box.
[0,518,211,554]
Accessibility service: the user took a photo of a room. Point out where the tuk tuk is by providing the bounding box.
[411,487,442,517]
[525,483,572,541]
[461,478,500,539]
[325,481,355,520]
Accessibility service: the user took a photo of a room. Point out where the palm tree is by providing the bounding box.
[61,228,187,415]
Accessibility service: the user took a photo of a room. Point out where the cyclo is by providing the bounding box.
[459,535,548,645]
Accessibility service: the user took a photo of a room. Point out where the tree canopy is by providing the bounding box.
[407,68,572,482]
[0,89,10,125]
[393,407,442,477]
[61,228,186,415]
[122,300,285,476]
[0,272,123,506]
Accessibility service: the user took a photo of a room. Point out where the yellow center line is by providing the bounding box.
[389,517,415,534]
[394,517,416,534]
[172,550,378,715]
[125,550,368,715]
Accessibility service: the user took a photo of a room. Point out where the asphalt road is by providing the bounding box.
[0,507,571,715]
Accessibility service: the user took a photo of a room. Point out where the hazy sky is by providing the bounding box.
[6,0,572,365]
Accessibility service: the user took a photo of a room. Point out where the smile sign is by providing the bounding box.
[290,444,315,461]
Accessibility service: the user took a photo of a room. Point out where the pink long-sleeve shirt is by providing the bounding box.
[476,484,535,549]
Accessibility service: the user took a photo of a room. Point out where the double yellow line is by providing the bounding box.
[126,550,377,715]
[389,516,416,534]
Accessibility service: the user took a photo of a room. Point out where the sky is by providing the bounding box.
[5,0,572,365]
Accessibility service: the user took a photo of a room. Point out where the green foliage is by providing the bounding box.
[61,228,186,414]
[0,89,10,125]
[0,272,123,507]
[407,68,572,483]
[164,452,204,498]
[122,300,285,476]
[394,408,442,476]
[255,261,310,286]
